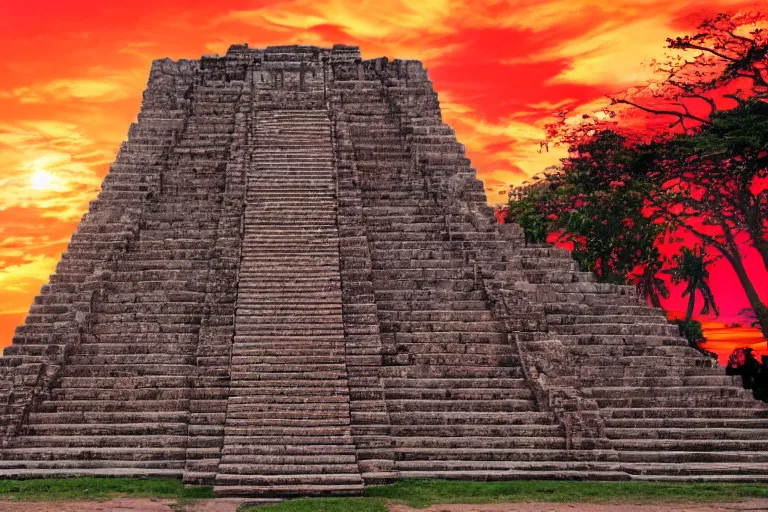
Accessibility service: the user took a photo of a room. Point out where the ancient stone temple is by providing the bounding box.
[0,44,766,497]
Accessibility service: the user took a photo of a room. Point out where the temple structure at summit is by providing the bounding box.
[0,45,766,497]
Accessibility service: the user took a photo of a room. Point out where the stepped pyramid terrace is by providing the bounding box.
[0,44,766,498]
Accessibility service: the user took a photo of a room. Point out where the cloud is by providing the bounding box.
[225,0,455,40]
[118,41,159,60]
[0,254,58,295]
[1,71,145,105]
[0,122,104,222]
[543,18,679,87]
[527,98,578,111]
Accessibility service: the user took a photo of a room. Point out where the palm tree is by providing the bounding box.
[664,246,719,322]
[635,260,670,308]
[738,307,763,330]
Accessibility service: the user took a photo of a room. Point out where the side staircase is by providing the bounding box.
[374,57,768,482]
[0,69,243,477]
[329,79,623,481]
[518,244,768,480]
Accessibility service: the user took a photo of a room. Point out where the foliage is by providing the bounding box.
[0,477,212,501]
[726,347,768,402]
[506,188,549,243]
[633,259,670,308]
[674,318,705,345]
[662,246,719,321]
[611,11,768,132]
[671,318,719,361]
[525,11,768,342]
[508,131,668,287]
[646,100,768,337]
[618,11,768,339]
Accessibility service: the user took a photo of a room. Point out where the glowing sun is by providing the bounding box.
[30,170,55,190]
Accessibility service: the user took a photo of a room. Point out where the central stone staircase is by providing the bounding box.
[214,110,364,496]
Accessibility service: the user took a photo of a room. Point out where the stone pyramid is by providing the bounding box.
[0,44,766,498]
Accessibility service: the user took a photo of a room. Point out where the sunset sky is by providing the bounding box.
[0,0,766,360]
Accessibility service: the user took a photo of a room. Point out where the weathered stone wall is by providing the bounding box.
[0,44,766,495]
[0,57,197,444]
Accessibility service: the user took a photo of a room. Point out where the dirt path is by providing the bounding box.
[0,498,249,512]
[2,499,768,512]
[390,501,768,512]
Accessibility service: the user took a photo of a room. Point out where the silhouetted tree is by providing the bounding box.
[633,260,670,308]
[663,246,720,322]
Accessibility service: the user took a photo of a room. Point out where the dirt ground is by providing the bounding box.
[0,498,250,512]
[390,501,768,512]
[1,499,768,512]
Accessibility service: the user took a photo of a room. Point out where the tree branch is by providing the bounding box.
[673,41,741,63]
[610,98,711,126]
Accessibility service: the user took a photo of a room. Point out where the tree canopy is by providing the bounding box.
[506,11,768,343]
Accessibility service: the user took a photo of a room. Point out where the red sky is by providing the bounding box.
[0,0,765,361]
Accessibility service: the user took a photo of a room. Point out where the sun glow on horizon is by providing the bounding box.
[29,169,55,190]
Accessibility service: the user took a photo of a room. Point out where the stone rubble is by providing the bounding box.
[0,44,766,497]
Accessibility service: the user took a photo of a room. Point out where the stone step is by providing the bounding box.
[595,396,755,409]
[557,334,689,347]
[212,483,363,498]
[384,388,530,400]
[393,460,620,473]
[547,314,670,325]
[385,399,534,413]
[9,435,188,448]
[22,422,188,436]
[552,323,680,336]
[0,460,183,470]
[0,447,186,461]
[379,366,524,379]
[605,427,768,440]
[26,411,188,424]
[37,400,190,413]
[589,386,743,399]
[389,424,561,437]
[545,303,662,316]
[604,418,767,429]
[218,463,359,475]
[602,407,768,419]
[381,378,528,389]
[223,426,352,437]
[220,454,356,465]
[393,469,629,481]
[0,468,184,479]
[612,439,768,451]
[225,417,352,427]
[617,451,768,464]
[393,436,565,449]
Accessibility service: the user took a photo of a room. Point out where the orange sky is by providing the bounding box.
[0,0,765,358]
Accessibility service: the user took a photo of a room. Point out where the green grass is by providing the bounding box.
[245,480,768,511]
[0,477,213,501]
[364,480,768,508]
[3,478,768,510]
